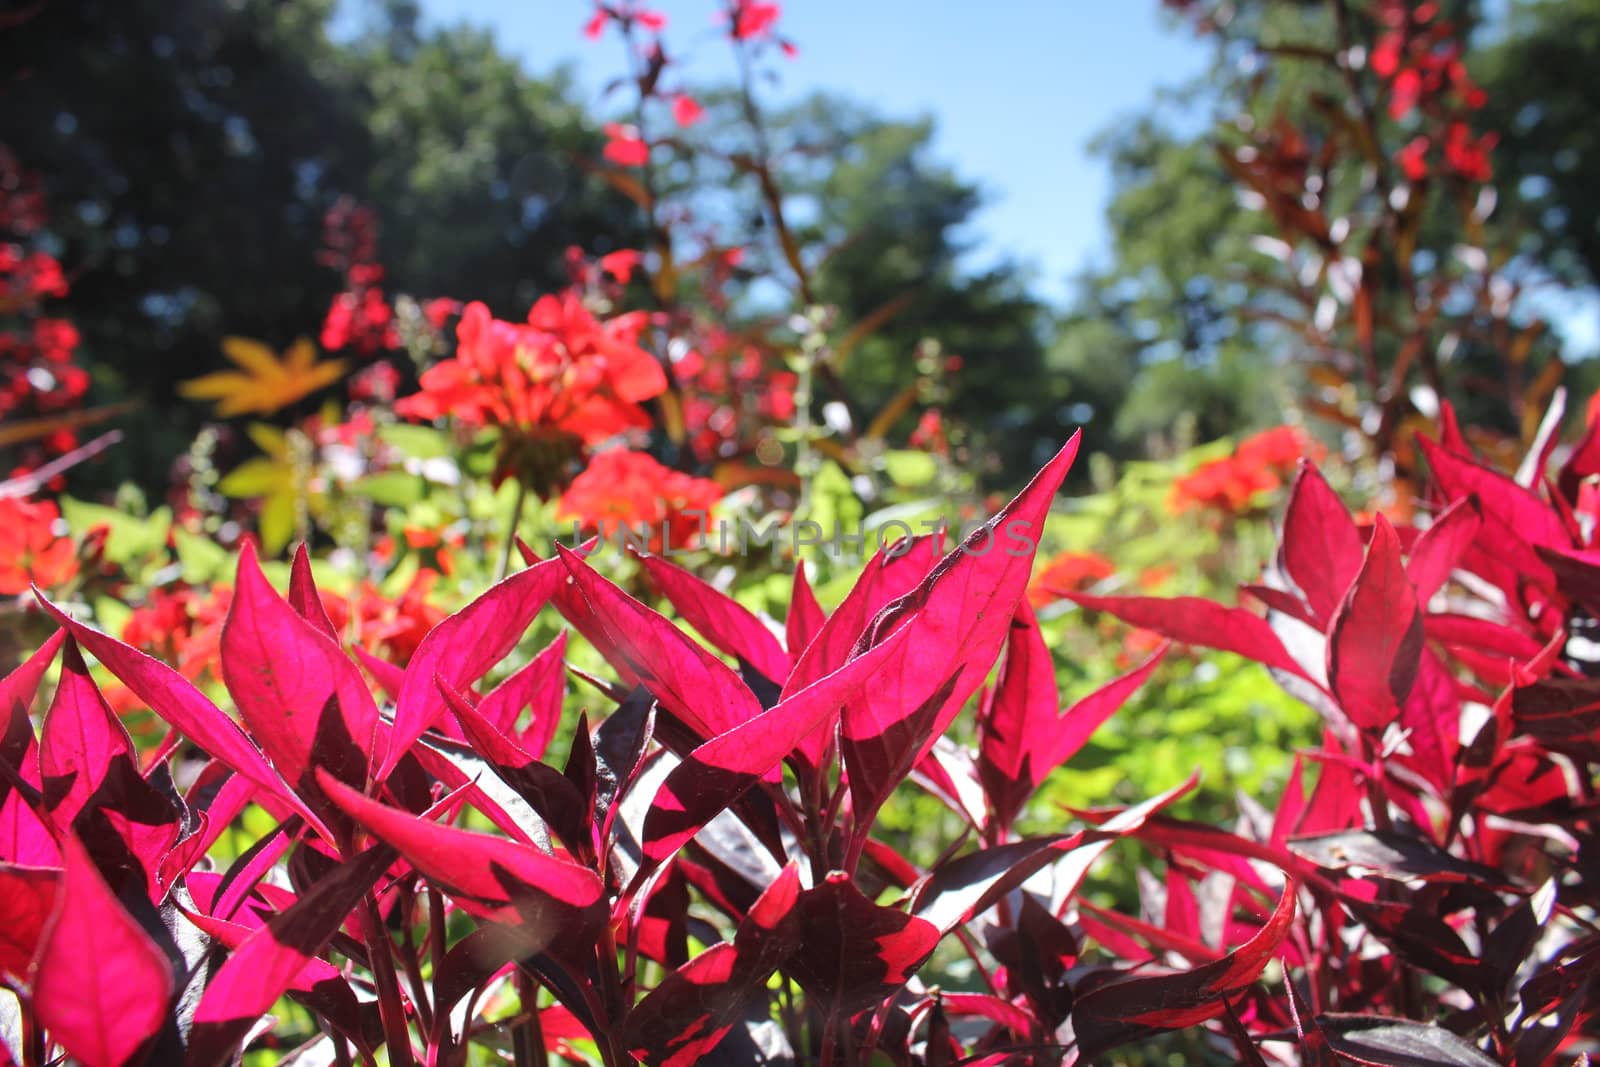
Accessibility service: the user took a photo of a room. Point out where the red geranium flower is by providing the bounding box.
[0,497,76,594]
[1028,550,1115,606]
[557,449,723,552]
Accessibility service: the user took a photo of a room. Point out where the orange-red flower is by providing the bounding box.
[0,497,77,594]
[1169,425,1319,515]
[398,294,666,444]
[1028,550,1115,605]
[557,449,723,552]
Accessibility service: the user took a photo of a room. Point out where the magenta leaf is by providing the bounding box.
[437,675,591,856]
[640,553,790,684]
[1326,515,1424,731]
[286,542,340,641]
[476,630,568,756]
[841,436,1081,837]
[0,862,57,982]
[785,562,826,663]
[1070,880,1297,1060]
[784,872,941,1017]
[1066,592,1315,681]
[39,638,138,825]
[1280,462,1365,621]
[1405,496,1482,604]
[382,555,564,777]
[31,833,175,1067]
[222,541,381,803]
[623,864,803,1066]
[553,544,762,741]
[638,624,911,877]
[979,601,1167,829]
[317,771,604,941]
[34,594,324,836]
[186,844,396,1067]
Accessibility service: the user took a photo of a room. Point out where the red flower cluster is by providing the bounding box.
[1372,1,1496,183]
[317,199,398,356]
[0,496,77,594]
[582,1,665,39]
[398,294,667,444]
[1,147,92,473]
[676,323,796,461]
[557,447,723,551]
[1168,425,1322,515]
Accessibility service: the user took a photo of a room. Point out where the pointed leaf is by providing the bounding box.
[317,772,603,935]
[287,543,339,641]
[477,631,567,757]
[1281,463,1364,621]
[639,624,911,875]
[222,542,380,798]
[553,545,761,741]
[382,556,564,777]
[1066,592,1314,681]
[32,834,174,1067]
[1406,496,1482,604]
[1071,880,1297,1059]
[187,845,396,1067]
[640,554,789,683]
[35,595,322,836]
[1327,516,1423,730]
[841,437,1081,832]
[785,563,826,662]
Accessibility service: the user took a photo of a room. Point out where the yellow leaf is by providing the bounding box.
[179,336,345,417]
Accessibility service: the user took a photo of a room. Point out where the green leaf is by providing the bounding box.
[174,528,230,583]
[377,424,452,459]
[351,471,425,507]
[59,498,171,565]
[882,449,937,488]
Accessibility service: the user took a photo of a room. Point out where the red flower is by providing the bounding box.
[397,294,666,446]
[1397,135,1431,182]
[0,497,76,594]
[600,249,643,283]
[1442,122,1495,182]
[603,123,650,168]
[557,449,724,552]
[1028,550,1115,606]
[672,94,705,127]
[1235,425,1320,470]
[731,1,781,39]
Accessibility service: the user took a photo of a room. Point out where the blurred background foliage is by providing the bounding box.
[6,0,1598,495]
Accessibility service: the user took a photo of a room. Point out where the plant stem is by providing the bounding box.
[497,476,529,582]
[511,968,548,1067]
[362,895,417,1067]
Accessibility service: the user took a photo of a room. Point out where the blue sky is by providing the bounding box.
[383,1,1212,305]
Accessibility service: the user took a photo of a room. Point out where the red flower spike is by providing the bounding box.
[1326,515,1424,731]
[31,834,175,1067]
